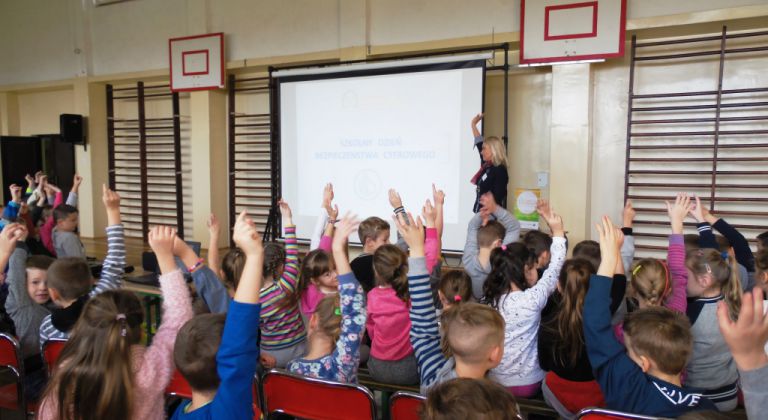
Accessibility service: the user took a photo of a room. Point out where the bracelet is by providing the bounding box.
[187,258,204,272]
[328,219,339,225]
[393,206,405,214]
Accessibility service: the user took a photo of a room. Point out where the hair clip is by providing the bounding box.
[632,265,643,276]
[454,295,462,302]
[115,313,127,337]
[705,263,712,274]
[721,251,729,261]
[334,307,342,316]
[501,244,507,251]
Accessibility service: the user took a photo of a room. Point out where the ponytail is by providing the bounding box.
[482,244,531,309]
[686,249,741,320]
[723,254,742,321]
[373,245,410,302]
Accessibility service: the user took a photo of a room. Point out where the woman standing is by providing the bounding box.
[470,113,509,213]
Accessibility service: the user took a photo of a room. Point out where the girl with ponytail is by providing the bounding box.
[685,247,742,411]
[38,226,193,420]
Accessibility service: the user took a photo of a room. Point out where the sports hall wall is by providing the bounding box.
[1,0,768,249]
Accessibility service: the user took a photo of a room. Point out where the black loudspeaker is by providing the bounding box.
[60,114,85,144]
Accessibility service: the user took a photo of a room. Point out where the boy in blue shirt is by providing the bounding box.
[584,217,716,418]
[172,211,264,420]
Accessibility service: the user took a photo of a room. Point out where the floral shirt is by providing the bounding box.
[286,272,366,383]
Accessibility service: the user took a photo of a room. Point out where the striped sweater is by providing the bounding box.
[39,224,125,344]
[259,226,306,350]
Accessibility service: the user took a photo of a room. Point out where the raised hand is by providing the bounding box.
[690,195,717,225]
[332,212,361,275]
[622,199,636,228]
[717,287,768,371]
[232,211,263,258]
[25,174,34,186]
[72,174,83,192]
[207,214,220,236]
[666,193,693,234]
[0,224,24,256]
[322,183,334,210]
[9,184,22,202]
[538,202,565,237]
[278,199,293,224]
[148,225,178,274]
[479,192,497,214]
[595,216,620,278]
[432,183,445,206]
[422,199,436,228]
[471,113,484,125]
[102,184,121,209]
[388,188,403,209]
[393,212,425,257]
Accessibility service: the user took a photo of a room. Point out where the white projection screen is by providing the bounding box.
[276,56,486,251]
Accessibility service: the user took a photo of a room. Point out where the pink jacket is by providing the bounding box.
[366,287,414,361]
[40,191,63,255]
[37,270,193,420]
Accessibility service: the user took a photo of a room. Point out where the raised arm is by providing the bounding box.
[311,183,336,252]
[666,193,693,313]
[66,174,82,207]
[92,185,124,295]
[433,184,445,252]
[277,200,300,292]
[2,225,30,312]
[422,199,439,273]
[693,196,755,271]
[524,201,566,308]
[471,113,483,152]
[174,235,229,314]
[206,213,224,279]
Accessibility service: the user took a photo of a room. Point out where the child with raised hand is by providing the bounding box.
[584,216,715,417]
[685,246,742,410]
[287,212,366,383]
[39,184,125,343]
[309,183,338,252]
[483,200,566,397]
[206,213,224,280]
[437,270,472,310]
[397,212,505,393]
[253,199,306,368]
[172,211,264,420]
[174,232,229,314]
[462,192,521,300]
[2,223,53,399]
[717,287,768,420]
[38,225,193,420]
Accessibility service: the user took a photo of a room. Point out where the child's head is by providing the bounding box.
[422,378,520,420]
[548,258,594,367]
[53,204,79,232]
[757,231,768,253]
[174,314,227,393]
[683,234,700,252]
[299,249,337,294]
[623,306,692,377]
[572,240,600,271]
[629,258,671,308]
[522,230,552,269]
[438,270,472,310]
[483,244,535,308]
[480,136,508,168]
[373,244,409,302]
[42,290,143,420]
[754,248,768,294]
[358,217,390,252]
[476,220,505,249]
[47,257,93,304]
[440,303,504,370]
[263,242,285,281]
[26,255,54,304]
[308,294,342,342]
[686,248,741,320]
[221,248,245,291]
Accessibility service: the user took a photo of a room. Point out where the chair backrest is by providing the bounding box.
[576,407,664,420]
[0,333,26,412]
[390,391,426,420]
[262,369,377,420]
[253,374,262,420]
[166,370,194,400]
[42,339,67,376]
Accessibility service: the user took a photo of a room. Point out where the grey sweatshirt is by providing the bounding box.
[5,242,50,358]
[741,363,768,420]
[461,207,521,300]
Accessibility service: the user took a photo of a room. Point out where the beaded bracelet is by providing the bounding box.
[188,258,204,273]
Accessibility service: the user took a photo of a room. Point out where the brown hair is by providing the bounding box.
[476,220,505,248]
[27,255,55,271]
[683,234,700,252]
[757,231,768,251]
[440,303,504,364]
[522,230,552,260]
[53,204,78,223]
[373,244,409,302]
[421,378,520,420]
[47,257,93,300]
[222,248,245,290]
[312,294,342,343]
[623,306,692,375]
[293,249,334,307]
[753,249,768,291]
[686,248,741,320]
[41,290,144,420]
[174,314,226,392]
[358,217,390,246]
[572,240,600,271]
[545,259,594,367]
[439,270,472,305]
[630,258,671,306]
[263,242,285,280]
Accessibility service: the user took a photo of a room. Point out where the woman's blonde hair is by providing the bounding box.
[41,290,144,420]
[686,248,742,320]
[484,136,507,167]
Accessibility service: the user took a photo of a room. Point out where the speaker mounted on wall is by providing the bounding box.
[60,114,86,145]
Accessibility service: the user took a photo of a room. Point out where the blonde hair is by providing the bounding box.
[483,136,507,167]
[441,303,504,364]
[313,294,342,343]
[630,259,671,306]
[686,249,741,320]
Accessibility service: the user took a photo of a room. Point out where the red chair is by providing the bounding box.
[262,369,377,420]
[253,374,263,420]
[576,407,663,420]
[166,370,194,400]
[0,333,37,415]
[390,390,425,420]
[42,338,67,377]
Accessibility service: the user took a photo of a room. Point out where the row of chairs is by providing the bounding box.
[0,333,664,419]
